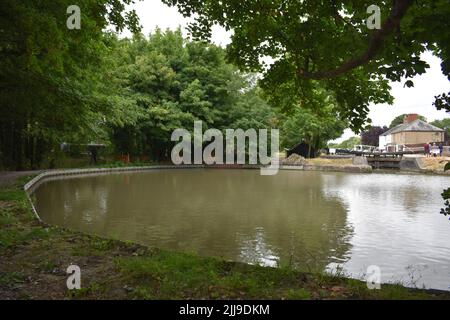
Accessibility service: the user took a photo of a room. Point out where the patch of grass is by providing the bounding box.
[93,161,159,169]
[375,284,428,300]
[71,237,129,257]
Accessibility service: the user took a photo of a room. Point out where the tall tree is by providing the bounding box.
[162,0,450,128]
[0,0,141,169]
[430,118,450,137]
[389,114,427,128]
[329,136,362,149]
[281,105,347,151]
[361,126,389,146]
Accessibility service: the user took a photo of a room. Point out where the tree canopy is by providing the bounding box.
[0,0,350,169]
[105,29,278,160]
[430,118,450,136]
[162,0,450,129]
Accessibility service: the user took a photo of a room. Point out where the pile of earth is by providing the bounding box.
[281,154,306,166]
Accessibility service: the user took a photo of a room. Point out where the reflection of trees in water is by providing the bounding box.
[322,173,445,220]
[35,170,354,272]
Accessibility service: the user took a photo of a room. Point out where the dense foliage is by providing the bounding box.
[1,1,449,218]
[328,136,362,149]
[361,126,389,146]
[281,103,347,150]
[0,1,347,169]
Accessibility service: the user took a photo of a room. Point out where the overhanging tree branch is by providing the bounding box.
[298,0,414,80]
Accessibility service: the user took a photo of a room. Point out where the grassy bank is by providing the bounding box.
[1,174,449,300]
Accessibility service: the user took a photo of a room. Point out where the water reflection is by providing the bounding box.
[321,172,450,290]
[33,169,450,290]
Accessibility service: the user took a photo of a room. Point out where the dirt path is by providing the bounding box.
[0,171,43,188]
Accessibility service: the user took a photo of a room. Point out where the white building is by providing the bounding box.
[379,114,445,152]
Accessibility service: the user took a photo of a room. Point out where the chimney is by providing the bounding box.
[404,114,419,124]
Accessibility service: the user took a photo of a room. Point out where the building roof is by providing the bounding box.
[380,119,445,136]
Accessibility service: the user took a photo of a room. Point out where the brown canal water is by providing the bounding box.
[33,169,450,290]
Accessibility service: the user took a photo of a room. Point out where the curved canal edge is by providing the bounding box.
[23,165,206,222]
[1,168,449,299]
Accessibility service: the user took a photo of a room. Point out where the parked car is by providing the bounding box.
[352,145,376,154]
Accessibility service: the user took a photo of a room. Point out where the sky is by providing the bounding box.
[122,1,450,143]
